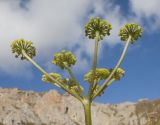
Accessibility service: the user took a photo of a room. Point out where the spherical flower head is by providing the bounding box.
[85,17,112,40]
[111,68,125,80]
[52,50,76,69]
[84,68,110,83]
[42,72,62,83]
[11,39,36,60]
[119,23,142,44]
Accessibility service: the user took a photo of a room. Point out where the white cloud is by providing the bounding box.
[0,0,90,77]
[130,0,160,17]
[129,0,160,31]
[0,0,127,78]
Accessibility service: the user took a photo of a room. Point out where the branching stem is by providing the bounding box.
[88,31,99,100]
[91,78,115,99]
[92,36,131,100]
[63,62,84,95]
[22,50,83,102]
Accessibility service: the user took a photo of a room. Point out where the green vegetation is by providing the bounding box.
[11,17,142,125]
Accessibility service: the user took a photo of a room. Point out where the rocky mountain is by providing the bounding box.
[0,88,160,125]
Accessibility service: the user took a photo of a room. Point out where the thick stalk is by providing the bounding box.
[92,36,131,100]
[22,50,82,102]
[88,31,99,99]
[83,99,92,125]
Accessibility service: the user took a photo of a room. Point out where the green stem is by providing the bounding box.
[63,62,80,85]
[22,50,47,75]
[63,62,84,95]
[22,50,83,102]
[83,99,92,125]
[91,79,115,99]
[88,31,99,99]
[91,79,97,93]
[92,36,131,100]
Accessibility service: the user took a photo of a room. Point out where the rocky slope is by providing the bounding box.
[0,88,160,125]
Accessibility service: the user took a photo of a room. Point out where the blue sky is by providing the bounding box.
[0,0,160,104]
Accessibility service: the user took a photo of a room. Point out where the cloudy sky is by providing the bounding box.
[0,0,160,103]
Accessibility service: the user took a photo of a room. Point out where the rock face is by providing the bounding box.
[0,88,160,125]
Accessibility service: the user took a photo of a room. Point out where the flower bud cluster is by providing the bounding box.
[42,72,62,83]
[84,68,110,83]
[119,23,142,43]
[111,68,125,80]
[85,17,112,40]
[52,50,76,69]
[11,39,36,60]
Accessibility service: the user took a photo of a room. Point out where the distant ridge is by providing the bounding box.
[0,88,160,125]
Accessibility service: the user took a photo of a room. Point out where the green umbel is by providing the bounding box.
[111,68,125,80]
[119,23,142,44]
[85,17,112,40]
[52,50,76,69]
[11,39,36,60]
[84,68,110,83]
[42,72,62,83]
